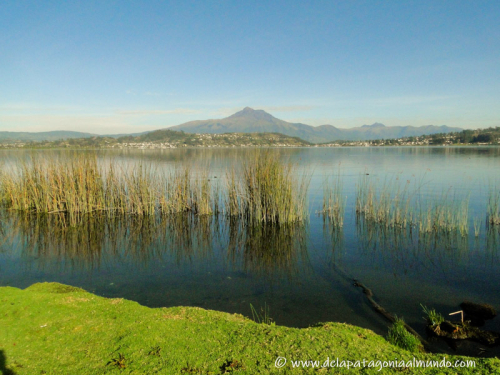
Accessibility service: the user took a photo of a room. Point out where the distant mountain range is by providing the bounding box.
[1,108,463,144]
[0,130,96,142]
[169,107,463,143]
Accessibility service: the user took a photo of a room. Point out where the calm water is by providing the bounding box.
[1,147,499,357]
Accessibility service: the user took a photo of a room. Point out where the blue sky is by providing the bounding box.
[1,0,499,133]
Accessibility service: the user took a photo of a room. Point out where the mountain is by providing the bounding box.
[0,131,95,142]
[0,108,464,144]
[169,107,462,143]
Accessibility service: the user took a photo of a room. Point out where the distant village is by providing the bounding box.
[1,128,499,149]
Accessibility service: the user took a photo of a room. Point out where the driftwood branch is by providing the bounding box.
[353,279,430,349]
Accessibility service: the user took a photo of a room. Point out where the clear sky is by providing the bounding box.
[1,0,499,134]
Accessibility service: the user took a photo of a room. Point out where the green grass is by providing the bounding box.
[387,318,423,353]
[1,283,498,374]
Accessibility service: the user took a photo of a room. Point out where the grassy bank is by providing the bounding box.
[1,283,499,374]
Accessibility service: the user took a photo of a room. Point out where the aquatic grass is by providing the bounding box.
[417,193,470,236]
[225,151,309,224]
[0,155,225,225]
[320,172,345,227]
[0,153,308,226]
[0,155,109,225]
[355,174,470,235]
[355,174,415,229]
[473,217,482,237]
[487,185,500,225]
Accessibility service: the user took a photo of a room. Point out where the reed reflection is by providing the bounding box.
[355,218,472,277]
[4,212,310,279]
[226,219,309,278]
[4,212,219,270]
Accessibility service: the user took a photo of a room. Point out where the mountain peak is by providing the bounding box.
[228,107,277,122]
[361,122,386,128]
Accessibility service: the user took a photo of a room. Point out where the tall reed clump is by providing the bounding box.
[0,154,222,226]
[1,155,108,225]
[321,173,345,227]
[487,186,500,226]
[225,152,309,224]
[158,167,220,216]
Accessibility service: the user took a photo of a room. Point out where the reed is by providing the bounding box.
[355,174,470,235]
[417,193,469,236]
[473,217,482,237]
[0,155,224,225]
[225,152,309,224]
[487,186,500,225]
[321,173,345,227]
[1,155,108,225]
[355,175,414,229]
[1,153,308,226]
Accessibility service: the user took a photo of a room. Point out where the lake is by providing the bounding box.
[1,146,499,357]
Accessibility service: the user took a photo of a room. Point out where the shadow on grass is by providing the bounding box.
[0,350,16,375]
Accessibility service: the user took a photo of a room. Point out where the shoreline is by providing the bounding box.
[1,282,499,374]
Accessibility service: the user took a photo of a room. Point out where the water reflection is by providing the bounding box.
[3,213,217,269]
[354,218,500,281]
[226,220,309,278]
[2,212,309,279]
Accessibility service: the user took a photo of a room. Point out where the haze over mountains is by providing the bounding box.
[0,131,96,142]
[1,107,463,143]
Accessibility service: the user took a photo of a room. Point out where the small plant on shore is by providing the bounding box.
[387,317,422,352]
[421,304,444,328]
[250,303,274,326]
